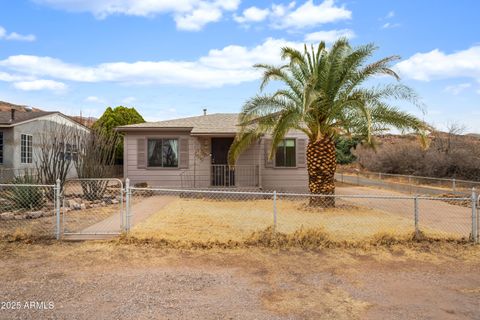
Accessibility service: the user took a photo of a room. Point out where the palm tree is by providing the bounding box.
[228,39,429,206]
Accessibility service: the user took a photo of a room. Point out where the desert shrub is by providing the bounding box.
[354,132,480,180]
[2,173,45,211]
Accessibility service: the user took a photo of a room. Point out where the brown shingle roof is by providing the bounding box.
[0,111,57,125]
[117,113,240,134]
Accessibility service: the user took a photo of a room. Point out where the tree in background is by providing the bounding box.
[93,106,145,164]
[335,136,361,165]
[35,122,79,189]
[73,129,119,199]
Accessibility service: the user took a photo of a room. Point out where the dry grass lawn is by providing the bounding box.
[131,197,453,243]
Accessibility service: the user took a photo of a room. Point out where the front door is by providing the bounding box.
[211,138,235,186]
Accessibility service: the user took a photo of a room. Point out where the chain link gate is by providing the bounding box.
[61,178,125,238]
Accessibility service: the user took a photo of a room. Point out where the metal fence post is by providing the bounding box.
[414,195,419,237]
[125,178,130,232]
[472,188,478,243]
[55,179,61,240]
[273,190,277,232]
[452,178,456,193]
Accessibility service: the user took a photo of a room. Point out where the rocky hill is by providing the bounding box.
[0,100,43,112]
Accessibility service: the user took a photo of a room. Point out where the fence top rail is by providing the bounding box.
[130,187,274,196]
[337,171,480,185]
[128,187,471,201]
[65,178,124,188]
[0,183,55,187]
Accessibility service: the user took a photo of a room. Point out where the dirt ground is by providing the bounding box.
[0,242,479,320]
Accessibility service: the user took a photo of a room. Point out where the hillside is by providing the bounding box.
[0,100,97,127]
[0,100,43,112]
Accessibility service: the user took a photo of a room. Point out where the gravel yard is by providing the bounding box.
[0,242,479,320]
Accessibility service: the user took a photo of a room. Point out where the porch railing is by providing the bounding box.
[180,165,259,188]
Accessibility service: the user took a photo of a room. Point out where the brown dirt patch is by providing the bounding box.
[0,242,478,319]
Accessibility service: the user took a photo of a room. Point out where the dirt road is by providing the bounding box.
[0,242,478,320]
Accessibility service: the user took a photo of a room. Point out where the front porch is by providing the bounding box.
[180,164,260,188]
[180,136,261,188]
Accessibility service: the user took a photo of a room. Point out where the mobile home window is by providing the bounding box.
[0,132,3,164]
[21,134,33,164]
[147,139,178,167]
[275,139,296,167]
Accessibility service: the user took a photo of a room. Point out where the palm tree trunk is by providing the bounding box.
[306,136,336,207]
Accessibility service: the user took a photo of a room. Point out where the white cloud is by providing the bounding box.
[233,0,351,29]
[394,46,480,81]
[381,22,400,29]
[13,79,66,91]
[444,83,471,95]
[0,71,34,82]
[234,6,270,23]
[0,38,305,88]
[85,96,105,103]
[0,26,36,42]
[122,96,136,104]
[174,2,223,31]
[304,29,355,43]
[34,0,239,31]
[272,0,351,29]
[385,11,395,19]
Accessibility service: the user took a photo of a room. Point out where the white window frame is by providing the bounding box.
[20,134,33,164]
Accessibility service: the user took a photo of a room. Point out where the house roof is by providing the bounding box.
[0,111,57,125]
[117,113,240,134]
[0,110,91,131]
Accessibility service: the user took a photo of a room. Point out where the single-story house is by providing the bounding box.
[117,112,309,192]
[0,109,90,181]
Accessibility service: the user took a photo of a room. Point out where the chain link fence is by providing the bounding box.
[62,179,124,236]
[126,186,479,244]
[1,179,478,244]
[335,170,480,196]
[0,183,59,240]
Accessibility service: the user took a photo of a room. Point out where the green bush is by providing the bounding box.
[336,136,361,164]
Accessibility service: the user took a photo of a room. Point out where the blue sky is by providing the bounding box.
[0,0,479,132]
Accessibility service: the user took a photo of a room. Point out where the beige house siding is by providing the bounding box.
[125,130,204,187]
[0,113,88,178]
[124,129,310,191]
[261,130,309,192]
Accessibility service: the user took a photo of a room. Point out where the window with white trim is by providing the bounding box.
[21,134,33,164]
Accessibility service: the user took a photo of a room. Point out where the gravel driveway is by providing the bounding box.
[0,243,479,320]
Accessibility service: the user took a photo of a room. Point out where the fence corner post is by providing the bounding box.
[472,188,478,244]
[273,190,277,233]
[414,194,419,238]
[125,178,130,232]
[55,178,61,240]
